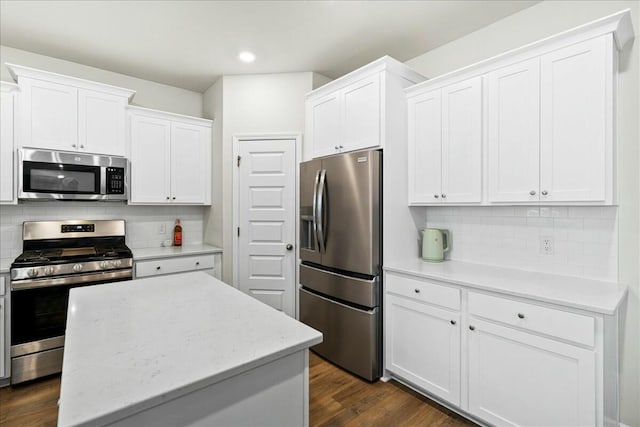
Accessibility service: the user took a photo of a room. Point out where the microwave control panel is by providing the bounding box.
[106,167,126,194]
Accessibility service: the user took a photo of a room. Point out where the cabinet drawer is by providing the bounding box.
[468,292,595,347]
[136,255,215,278]
[386,273,460,311]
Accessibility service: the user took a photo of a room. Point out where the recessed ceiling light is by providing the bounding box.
[238,51,256,63]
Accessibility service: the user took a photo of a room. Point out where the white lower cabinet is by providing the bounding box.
[384,271,613,427]
[386,294,461,405]
[135,253,221,280]
[467,318,596,427]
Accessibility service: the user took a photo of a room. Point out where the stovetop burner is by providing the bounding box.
[13,245,132,268]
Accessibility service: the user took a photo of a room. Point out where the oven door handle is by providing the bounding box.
[11,269,133,291]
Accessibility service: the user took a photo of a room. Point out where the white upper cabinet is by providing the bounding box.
[1,82,18,204]
[7,64,135,156]
[306,56,425,159]
[487,58,540,203]
[540,36,610,203]
[128,106,211,205]
[406,10,633,206]
[407,77,482,205]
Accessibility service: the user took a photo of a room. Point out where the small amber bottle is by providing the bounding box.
[173,219,182,246]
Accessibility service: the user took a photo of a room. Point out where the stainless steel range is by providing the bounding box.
[9,219,133,384]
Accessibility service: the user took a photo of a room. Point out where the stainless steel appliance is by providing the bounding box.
[19,148,128,201]
[299,149,381,381]
[9,220,133,384]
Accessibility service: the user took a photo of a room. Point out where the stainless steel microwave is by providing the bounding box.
[19,148,128,201]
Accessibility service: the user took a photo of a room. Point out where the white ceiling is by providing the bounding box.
[0,1,539,93]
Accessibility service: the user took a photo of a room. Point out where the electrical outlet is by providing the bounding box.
[159,223,166,234]
[540,236,554,255]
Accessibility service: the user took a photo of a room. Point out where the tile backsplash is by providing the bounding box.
[424,206,618,282]
[0,203,205,268]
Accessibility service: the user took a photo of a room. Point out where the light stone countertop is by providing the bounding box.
[131,243,222,261]
[384,259,628,315]
[58,271,322,427]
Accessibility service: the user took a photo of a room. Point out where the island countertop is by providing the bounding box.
[58,271,322,427]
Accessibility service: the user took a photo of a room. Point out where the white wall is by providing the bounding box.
[0,203,204,269]
[0,45,203,117]
[202,72,326,284]
[406,2,640,425]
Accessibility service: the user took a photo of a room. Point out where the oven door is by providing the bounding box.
[18,148,128,201]
[10,271,131,384]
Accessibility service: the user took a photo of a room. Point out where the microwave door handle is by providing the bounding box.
[100,166,107,196]
[316,169,327,253]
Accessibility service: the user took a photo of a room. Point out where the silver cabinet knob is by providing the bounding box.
[450,320,456,325]
[339,145,343,149]
[335,145,339,150]
[541,190,548,196]
[166,196,170,200]
[469,325,475,331]
[80,144,85,149]
[156,266,161,270]
[441,194,447,199]
[414,288,420,294]
[196,261,200,266]
[172,197,176,200]
[517,313,525,319]
[530,190,536,195]
[434,194,439,199]
[286,243,294,251]
[72,144,77,148]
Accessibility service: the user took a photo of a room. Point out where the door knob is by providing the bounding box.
[286,243,293,251]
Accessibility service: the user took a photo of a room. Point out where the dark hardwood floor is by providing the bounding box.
[0,353,475,426]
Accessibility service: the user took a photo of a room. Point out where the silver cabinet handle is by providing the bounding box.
[530,190,536,195]
[434,194,439,199]
[441,194,447,199]
[414,288,420,293]
[469,325,475,331]
[541,190,548,196]
[517,313,525,319]
[450,320,456,325]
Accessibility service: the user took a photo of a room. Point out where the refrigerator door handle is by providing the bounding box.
[316,169,327,253]
[312,169,321,252]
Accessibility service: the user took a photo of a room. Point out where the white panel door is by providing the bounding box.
[441,77,482,203]
[488,59,541,203]
[342,73,381,152]
[408,89,442,204]
[308,92,340,158]
[78,89,127,156]
[386,295,461,405]
[129,115,171,204]
[468,318,596,427]
[540,36,609,202]
[0,89,15,203]
[237,139,296,317]
[0,296,4,378]
[21,78,78,151]
[170,122,208,204]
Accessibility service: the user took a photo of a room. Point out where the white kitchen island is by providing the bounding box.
[57,271,322,427]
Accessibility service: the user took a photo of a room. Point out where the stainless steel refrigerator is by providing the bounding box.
[299,149,381,381]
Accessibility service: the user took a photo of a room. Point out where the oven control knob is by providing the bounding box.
[99,261,109,269]
[72,263,83,273]
[113,259,122,268]
[27,268,39,278]
[44,266,54,276]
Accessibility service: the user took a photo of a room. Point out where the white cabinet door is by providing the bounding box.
[468,318,596,427]
[0,89,15,203]
[540,36,609,202]
[342,73,380,152]
[130,115,171,203]
[408,89,442,204]
[170,122,208,204]
[78,89,127,156]
[0,296,4,379]
[308,92,340,158]
[488,59,540,203]
[441,77,482,203]
[386,294,461,405]
[20,78,78,151]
